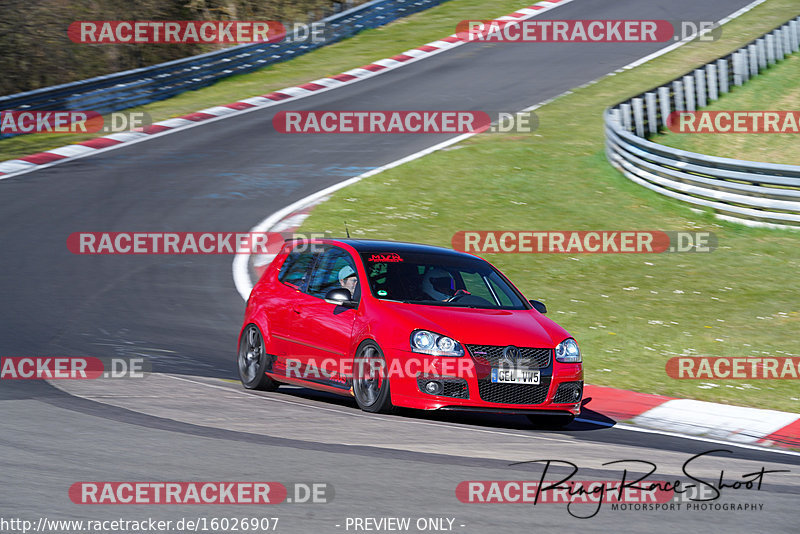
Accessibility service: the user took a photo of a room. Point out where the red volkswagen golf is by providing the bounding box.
[238,239,583,427]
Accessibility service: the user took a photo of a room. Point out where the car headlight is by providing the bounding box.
[555,338,581,363]
[410,330,464,357]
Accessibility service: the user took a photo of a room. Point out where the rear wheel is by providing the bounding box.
[352,341,394,413]
[526,413,575,429]
[238,324,279,391]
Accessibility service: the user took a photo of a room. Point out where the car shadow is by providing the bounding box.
[272,387,618,433]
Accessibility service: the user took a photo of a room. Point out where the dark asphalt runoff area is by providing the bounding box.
[1,0,797,532]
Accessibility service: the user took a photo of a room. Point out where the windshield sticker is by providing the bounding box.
[368,253,403,262]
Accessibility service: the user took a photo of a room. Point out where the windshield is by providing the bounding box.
[360,251,528,309]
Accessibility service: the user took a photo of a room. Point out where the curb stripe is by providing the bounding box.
[760,418,800,448]
[225,102,256,110]
[264,92,291,100]
[20,152,67,164]
[141,124,172,134]
[180,112,216,122]
[78,138,122,148]
[299,82,327,91]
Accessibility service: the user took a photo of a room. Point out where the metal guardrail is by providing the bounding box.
[605,15,800,227]
[0,0,450,137]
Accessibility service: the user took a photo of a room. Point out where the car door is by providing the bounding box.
[286,245,360,388]
[269,244,317,368]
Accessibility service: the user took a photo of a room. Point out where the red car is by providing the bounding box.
[238,239,583,427]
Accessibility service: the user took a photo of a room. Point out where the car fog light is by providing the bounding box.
[424,380,442,395]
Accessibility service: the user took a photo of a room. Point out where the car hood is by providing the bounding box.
[382,302,570,348]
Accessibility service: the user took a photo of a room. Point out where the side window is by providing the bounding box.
[307,246,360,301]
[278,247,316,290]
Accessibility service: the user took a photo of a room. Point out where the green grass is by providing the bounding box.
[656,51,800,165]
[297,0,800,412]
[0,0,529,162]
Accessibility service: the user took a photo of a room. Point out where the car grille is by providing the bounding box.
[553,381,583,404]
[477,378,551,405]
[466,345,551,369]
[417,376,469,399]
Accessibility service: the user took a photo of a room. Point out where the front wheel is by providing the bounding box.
[238,324,279,391]
[526,413,575,429]
[352,341,394,413]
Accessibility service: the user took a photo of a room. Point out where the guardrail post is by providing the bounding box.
[782,24,792,56]
[645,92,658,135]
[740,50,750,82]
[756,38,767,69]
[694,69,707,108]
[789,20,799,52]
[658,86,671,128]
[732,52,744,86]
[774,29,786,60]
[683,75,696,111]
[632,98,645,137]
[717,59,729,94]
[706,64,718,101]
[673,80,685,111]
[766,34,776,65]
[609,108,621,128]
[620,103,633,132]
[748,44,759,76]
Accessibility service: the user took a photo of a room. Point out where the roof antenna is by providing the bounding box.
[344,221,351,239]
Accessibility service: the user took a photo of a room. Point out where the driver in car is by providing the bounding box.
[422,268,456,301]
[338,265,359,298]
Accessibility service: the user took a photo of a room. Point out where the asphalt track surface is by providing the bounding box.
[1,0,797,532]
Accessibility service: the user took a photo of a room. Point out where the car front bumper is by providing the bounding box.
[384,348,583,415]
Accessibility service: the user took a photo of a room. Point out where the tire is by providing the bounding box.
[352,341,394,413]
[526,413,575,429]
[238,323,279,391]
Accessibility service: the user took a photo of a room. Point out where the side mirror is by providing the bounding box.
[529,300,547,314]
[325,288,357,309]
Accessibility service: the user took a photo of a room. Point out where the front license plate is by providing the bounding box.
[490,368,540,384]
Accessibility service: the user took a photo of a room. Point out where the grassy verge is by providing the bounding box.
[655,51,799,165]
[298,0,800,412]
[0,0,528,162]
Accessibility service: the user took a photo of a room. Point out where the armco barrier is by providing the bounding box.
[0,0,450,138]
[605,15,800,228]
